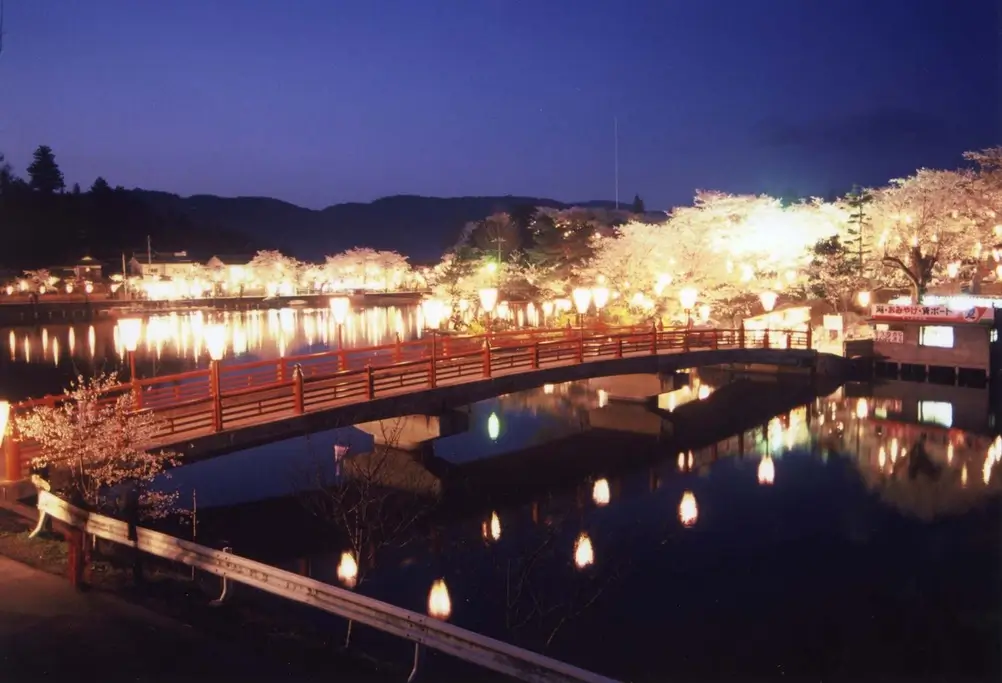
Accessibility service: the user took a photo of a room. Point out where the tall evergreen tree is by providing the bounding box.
[27,145,65,195]
[845,185,873,276]
[631,194,645,213]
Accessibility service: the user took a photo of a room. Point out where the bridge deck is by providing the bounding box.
[5,326,814,476]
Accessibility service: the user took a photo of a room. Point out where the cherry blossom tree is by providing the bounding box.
[23,269,55,292]
[325,248,411,290]
[248,249,300,286]
[869,169,989,299]
[15,374,181,518]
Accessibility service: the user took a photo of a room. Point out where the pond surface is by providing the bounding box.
[159,372,1001,682]
[0,305,425,400]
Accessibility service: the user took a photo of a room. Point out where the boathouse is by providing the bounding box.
[867,303,1000,383]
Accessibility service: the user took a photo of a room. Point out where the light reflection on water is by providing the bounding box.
[2,306,423,368]
[0,305,434,399]
[231,377,998,681]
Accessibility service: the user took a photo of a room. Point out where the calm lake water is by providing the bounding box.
[3,312,1000,681]
[163,372,1000,682]
[0,305,425,400]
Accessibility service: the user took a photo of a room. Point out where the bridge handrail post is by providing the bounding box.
[763,328,770,349]
[739,323,745,348]
[682,326,689,353]
[365,365,375,399]
[292,364,305,415]
[429,333,437,389]
[4,422,22,482]
[786,331,792,350]
[482,340,492,378]
[805,325,812,349]
[209,360,223,433]
[577,333,585,364]
[277,359,286,383]
[650,324,657,355]
[394,334,402,363]
[615,335,623,358]
[531,341,539,369]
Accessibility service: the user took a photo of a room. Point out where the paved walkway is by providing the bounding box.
[0,555,347,681]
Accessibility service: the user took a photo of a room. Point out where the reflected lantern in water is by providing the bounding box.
[592,478,611,506]
[487,412,500,441]
[203,324,228,361]
[573,531,594,569]
[855,398,868,420]
[757,456,775,485]
[336,551,359,589]
[482,511,502,542]
[678,491,699,527]
[427,578,452,620]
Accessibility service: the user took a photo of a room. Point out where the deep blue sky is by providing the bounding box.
[0,0,998,209]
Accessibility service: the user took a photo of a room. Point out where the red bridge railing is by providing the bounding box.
[3,324,812,480]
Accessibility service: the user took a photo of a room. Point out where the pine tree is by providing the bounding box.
[844,185,872,277]
[26,145,65,195]
[631,194,645,213]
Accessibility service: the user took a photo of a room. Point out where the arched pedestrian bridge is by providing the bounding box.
[3,325,819,480]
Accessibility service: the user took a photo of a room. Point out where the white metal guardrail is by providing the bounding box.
[35,490,622,683]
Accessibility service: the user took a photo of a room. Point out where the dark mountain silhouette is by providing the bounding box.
[2,144,631,268]
[134,192,626,263]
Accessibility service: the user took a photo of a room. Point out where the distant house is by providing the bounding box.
[72,256,103,281]
[206,253,255,286]
[46,255,104,283]
[129,251,197,279]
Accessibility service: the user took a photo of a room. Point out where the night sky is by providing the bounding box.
[1,0,998,210]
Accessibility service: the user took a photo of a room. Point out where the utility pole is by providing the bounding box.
[614,117,619,209]
[147,235,152,265]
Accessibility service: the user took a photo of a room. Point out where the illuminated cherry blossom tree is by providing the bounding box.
[868,169,991,299]
[15,374,181,518]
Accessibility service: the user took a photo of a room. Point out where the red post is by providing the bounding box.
[277,360,286,382]
[366,365,375,399]
[763,329,770,349]
[292,365,304,414]
[806,325,813,349]
[650,324,658,355]
[337,350,344,373]
[482,341,492,378]
[712,330,718,350]
[786,332,792,350]
[682,326,689,353]
[67,526,85,591]
[429,333,437,388]
[531,341,539,369]
[4,423,22,482]
[615,336,623,358]
[739,322,745,348]
[209,360,223,432]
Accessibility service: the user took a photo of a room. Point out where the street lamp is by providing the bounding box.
[479,287,498,333]
[679,288,698,328]
[572,287,591,331]
[759,291,778,313]
[857,290,871,309]
[204,324,227,433]
[591,286,609,321]
[117,318,143,383]
[329,296,350,351]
